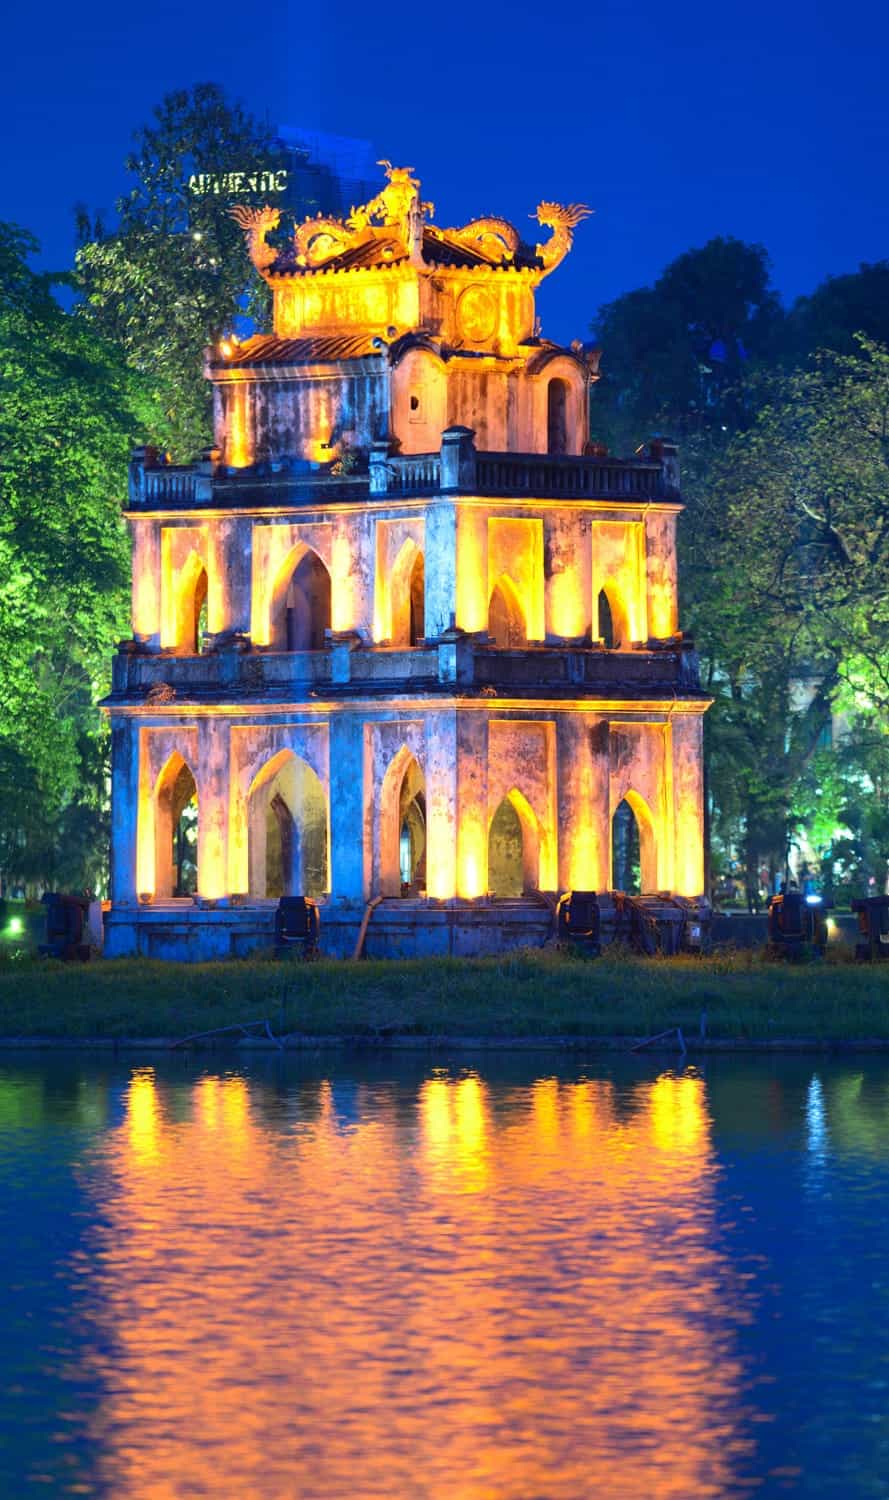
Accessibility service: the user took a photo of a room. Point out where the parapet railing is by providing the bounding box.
[126,429,679,507]
[371,428,678,501]
[472,452,666,499]
[141,466,199,504]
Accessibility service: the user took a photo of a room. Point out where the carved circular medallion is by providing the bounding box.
[456,285,498,344]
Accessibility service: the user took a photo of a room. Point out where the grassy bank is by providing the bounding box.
[1,948,888,1043]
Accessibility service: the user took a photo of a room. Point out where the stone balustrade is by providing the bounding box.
[110,634,701,703]
[126,431,679,510]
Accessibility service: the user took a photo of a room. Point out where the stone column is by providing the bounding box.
[439,426,477,491]
[332,511,374,638]
[130,518,161,646]
[197,718,229,900]
[110,717,140,904]
[671,713,705,896]
[545,513,591,642]
[329,712,369,902]
[210,515,252,636]
[425,500,458,640]
[456,711,488,898]
[557,714,611,892]
[645,510,679,639]
[424,709,458,899]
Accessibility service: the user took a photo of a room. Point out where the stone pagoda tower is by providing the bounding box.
[103,163,709,959]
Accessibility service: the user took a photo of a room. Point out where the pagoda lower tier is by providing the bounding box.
[103,630,708,960]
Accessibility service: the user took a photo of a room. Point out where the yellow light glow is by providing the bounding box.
[453,1075,489,1192]
[424,781,457,900]
[330,531,354,633]
[457,820,487,899]
[649,1071,708,1158]
[456,510,488,634]
[421,1076,451,1156]
[127,1068,160,1165]
[229,382,251,468]
[548,568,588,640]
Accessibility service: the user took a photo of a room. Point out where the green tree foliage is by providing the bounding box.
[75,83,287,460]
[590,237,783,453]
[592,245,889,897]
[785,262,889,364]
[0,223,154,891]
[686,340,889,891]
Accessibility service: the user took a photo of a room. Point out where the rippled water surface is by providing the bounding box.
[2,1053,889,1497]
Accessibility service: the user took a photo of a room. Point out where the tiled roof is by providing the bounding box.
[209,334,380,368]
[269,228,542,278]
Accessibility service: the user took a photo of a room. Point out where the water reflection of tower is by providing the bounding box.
[78,1066,756,1500]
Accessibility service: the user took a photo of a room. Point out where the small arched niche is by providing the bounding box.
[611,792,657,893]
[488,789,540,896]
[399,768,426,894]
[247,750,328,898]
[175,554,208,654]
[488,575,527,649]
[270,548,331,651]
[597,585,629,649]
[154,753,198,898]
[547,377,570,455]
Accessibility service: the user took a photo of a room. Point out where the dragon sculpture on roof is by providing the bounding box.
[231,164,592,277]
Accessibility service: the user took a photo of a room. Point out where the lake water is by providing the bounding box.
[2,1053,889,1498]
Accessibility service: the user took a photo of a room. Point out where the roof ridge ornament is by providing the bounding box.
[294,162,434,268]
[533,202,593,277]
[228,204,281,271]
[227,169,594,280]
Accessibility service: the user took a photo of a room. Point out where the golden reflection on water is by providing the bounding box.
[79,1064,754,1499]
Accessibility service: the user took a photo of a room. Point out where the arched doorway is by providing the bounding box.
[271,548,331,650]
[389,540,425,646]
[247,751,328,898]
[612,792,657,893]
[176,555,208,654]
[379,749,426,896]
[154,753,198,897]
[488,789,540,896]
[488,575,527,648]
[547,378,569,455]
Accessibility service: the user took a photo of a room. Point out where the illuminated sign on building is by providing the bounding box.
[188,170,289,197]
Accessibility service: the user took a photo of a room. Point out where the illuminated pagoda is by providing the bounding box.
[103,163,709,959]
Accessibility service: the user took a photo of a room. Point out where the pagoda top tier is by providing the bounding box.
[229,163,592,352]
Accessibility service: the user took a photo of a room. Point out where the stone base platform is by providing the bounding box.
[103,896,556,962]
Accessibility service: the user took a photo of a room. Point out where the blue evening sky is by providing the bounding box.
[4,0,888,344]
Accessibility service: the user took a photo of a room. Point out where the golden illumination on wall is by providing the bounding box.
[424,790,457,900]
[548,564,589,640]
[671,715,706,896]
[457,819,487,899]
[455,508,488,634]
[592,521,647,646]
[373,522,425,644]
[330,530,355,634]
[645,511,680,640]
[159,527,209,652]
[227,379,252,469]
[487,517,545,643]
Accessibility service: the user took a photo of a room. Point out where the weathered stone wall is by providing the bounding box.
[213,364,390,466]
